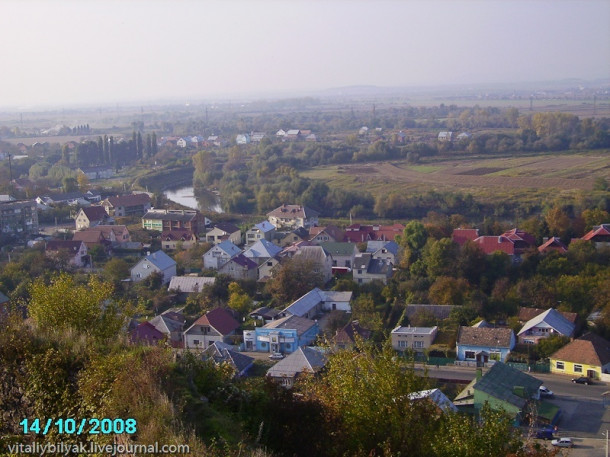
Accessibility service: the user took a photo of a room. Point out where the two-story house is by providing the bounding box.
[130,250,177,284]
[218,254,258,281]
[245,221,276,245]
[366,240,400,264]
[320,241,358,273]
[184,308,240,349]
[517,308,575,344]
[391,326,438,353]
[142,209,205,234]
[353,253,393,285]
[101,193,152,217]
[203,240,242,270]
[249,314,319,354]
[45,240,89,268]
[75,206,113,230]
[206,222,242,245]
[267,204,319,229]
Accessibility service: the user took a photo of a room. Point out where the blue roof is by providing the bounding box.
[518,308,575,337]
[255,221,276,233]
[216,240,242,257]
[366,240,399,256]
[145,250,176,270]
[244,239,282,259]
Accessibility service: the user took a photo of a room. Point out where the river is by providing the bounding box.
[163,186,223,213]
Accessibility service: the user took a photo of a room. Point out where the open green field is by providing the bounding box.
[301,151,610,201]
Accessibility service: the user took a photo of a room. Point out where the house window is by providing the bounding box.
[490,352,501,361]
[413,341,424,349]
[465,351,476,360]
[261,342,267,348]
[193,339,200,346]
[556,361,564,370]
[574,364,583,373]
[398,340,407,348]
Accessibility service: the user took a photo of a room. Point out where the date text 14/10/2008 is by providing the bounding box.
[19,418,137,435]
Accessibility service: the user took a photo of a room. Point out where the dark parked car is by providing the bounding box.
[535,429,554,440]
[571,376,593,385]
[535,425,557,440]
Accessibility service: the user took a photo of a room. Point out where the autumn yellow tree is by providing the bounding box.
[28,273,128,339]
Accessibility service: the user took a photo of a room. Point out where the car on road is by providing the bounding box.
[269,352,284,360]
[539,385,554,398]
[571,376,593,385]
[551,437,574,448]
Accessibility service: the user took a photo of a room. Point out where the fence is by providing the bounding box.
[506,361,550,373]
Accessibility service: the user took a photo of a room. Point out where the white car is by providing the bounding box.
[551,437,573,448]
[539,385,554,398]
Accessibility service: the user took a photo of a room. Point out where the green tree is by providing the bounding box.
[28,273,127,339]
[431,403,523,457]
[62,176,78,193]
[351,293,383,331]
[422,238,459,278]
[103,257,130,284]
[304,341,431,456]
[264,256,325,304]
[398,220,428,267]
[537,334,570,359]
[227,282,253,315]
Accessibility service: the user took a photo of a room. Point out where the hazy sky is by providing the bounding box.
[0,0,608,108]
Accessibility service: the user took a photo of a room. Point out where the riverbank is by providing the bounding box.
[134,165,194,193]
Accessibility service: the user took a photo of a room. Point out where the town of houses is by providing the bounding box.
[2,188,610,426]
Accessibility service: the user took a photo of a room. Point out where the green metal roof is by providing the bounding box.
[474,362,543,409]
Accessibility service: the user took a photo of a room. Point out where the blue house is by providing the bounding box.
[251,315,319,354]
[456,326,516,364]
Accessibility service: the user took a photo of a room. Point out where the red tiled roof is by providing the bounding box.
[452,228,480,245]
[81,206,108,221]
[72,230,106,244]
[473,236,515,255]
[538,237,567,253]
[46,240,85,252]
[551,332,610,366]
[130,321,165,344]
[192,308,240,336]
[344,224,404,242]
[582,224,610,241]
